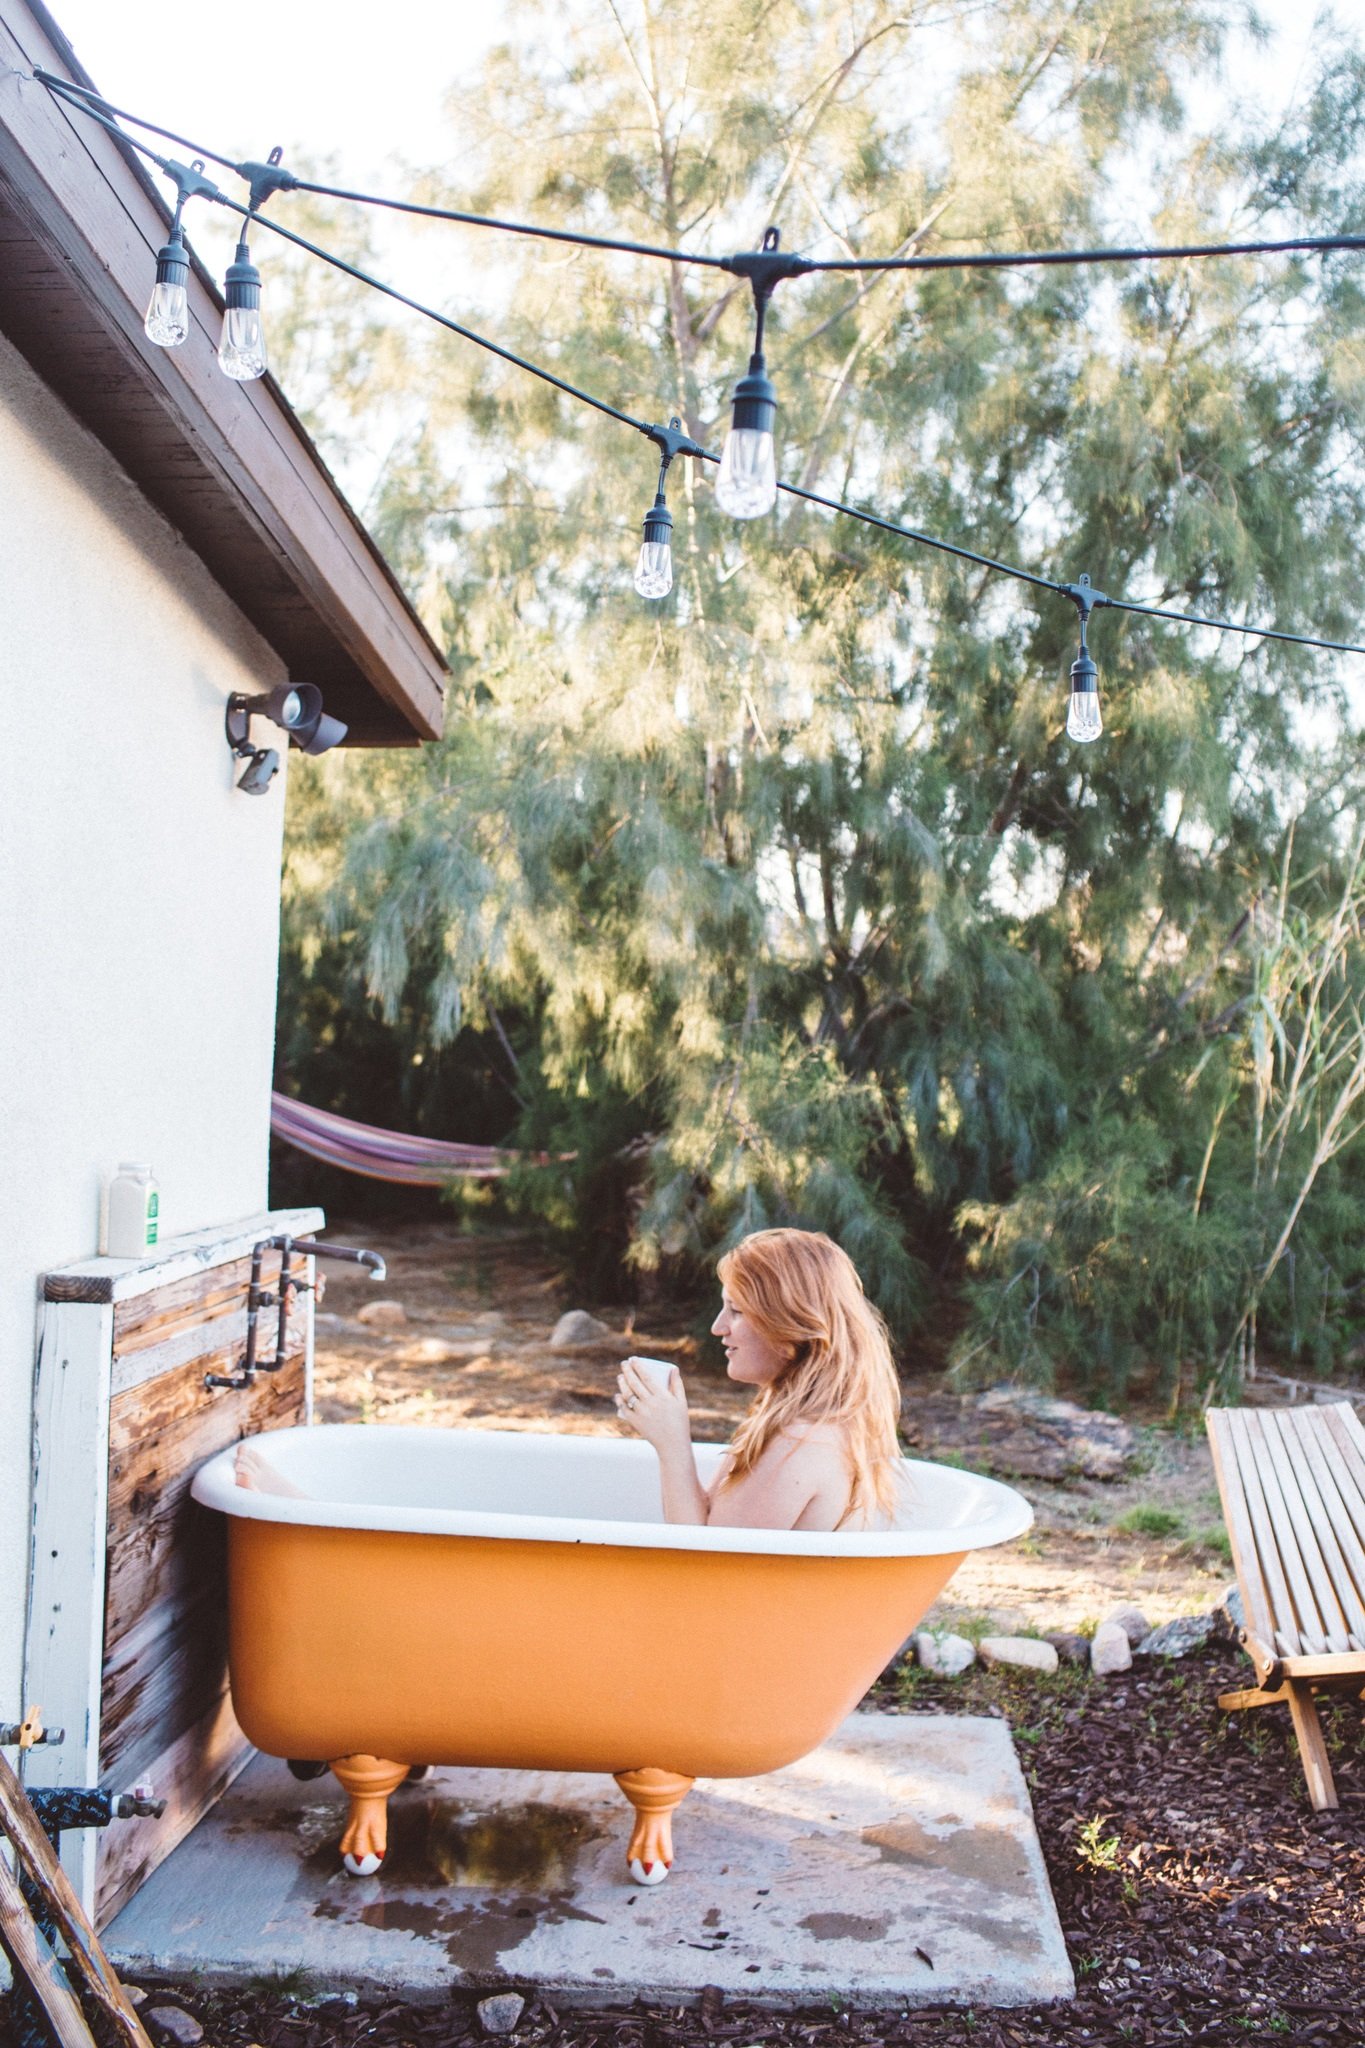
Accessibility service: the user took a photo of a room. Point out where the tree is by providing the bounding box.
[275,0,1365,1397]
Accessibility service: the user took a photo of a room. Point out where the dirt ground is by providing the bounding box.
[309,1220,1237,1636]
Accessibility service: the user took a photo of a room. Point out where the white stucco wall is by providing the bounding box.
[0,331,292,1714]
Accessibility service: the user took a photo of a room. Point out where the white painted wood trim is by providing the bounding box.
[24,1206,325,1915]
[22,1298,115,1913]
[43,1207,326,1305]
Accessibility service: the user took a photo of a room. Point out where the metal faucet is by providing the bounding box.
[204,1232,386,1391]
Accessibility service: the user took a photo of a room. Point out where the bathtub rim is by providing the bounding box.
[192,1423,1032,1557]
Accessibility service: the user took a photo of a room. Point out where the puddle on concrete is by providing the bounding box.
[798,1912,892,1943]
[301,1797,606,1891]
[312,1889,608,1973]
[861,1817,1031,1895]
[952,1909,1041,1959]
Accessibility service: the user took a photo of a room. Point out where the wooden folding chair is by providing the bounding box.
[1206,1403,1365,1811]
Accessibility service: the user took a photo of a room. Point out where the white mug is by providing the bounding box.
[630,1355,676,1391]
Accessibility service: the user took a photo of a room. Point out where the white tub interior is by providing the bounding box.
[194,1424,1032,1558]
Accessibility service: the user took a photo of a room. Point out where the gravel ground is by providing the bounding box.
[26,1640,1359,2048]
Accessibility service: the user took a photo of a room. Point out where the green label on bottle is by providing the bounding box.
[146,1190,159,1245]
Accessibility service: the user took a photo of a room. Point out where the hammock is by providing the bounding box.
[270,1091,526,1186]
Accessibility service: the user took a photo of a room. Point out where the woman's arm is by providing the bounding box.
[616,1365,850,1530]
[615,1357,710,1524]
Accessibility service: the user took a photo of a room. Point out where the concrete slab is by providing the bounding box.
[105,1713,1072,2010]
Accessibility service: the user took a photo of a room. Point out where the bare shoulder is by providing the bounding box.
[770,1420,849,1461]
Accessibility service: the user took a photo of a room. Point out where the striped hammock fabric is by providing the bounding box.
[270,1091,526,1186]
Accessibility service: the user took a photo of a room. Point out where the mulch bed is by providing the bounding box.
[10,1645,1363,2048]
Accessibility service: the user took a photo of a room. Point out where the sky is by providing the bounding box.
[45,0,1361,218]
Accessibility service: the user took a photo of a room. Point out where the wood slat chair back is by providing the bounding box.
[1206,1403,1365,1811]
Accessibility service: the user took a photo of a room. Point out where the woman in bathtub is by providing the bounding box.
[613,1226,904,1532]
[237,1226,903,1531]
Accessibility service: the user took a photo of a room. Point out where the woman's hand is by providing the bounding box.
[615,1357,690,1456]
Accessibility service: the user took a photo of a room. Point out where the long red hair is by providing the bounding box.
[716,1229,903,1523]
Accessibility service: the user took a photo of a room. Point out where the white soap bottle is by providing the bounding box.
[103,1164,160,1257]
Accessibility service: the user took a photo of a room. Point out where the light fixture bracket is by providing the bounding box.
[641,415,707,467]
[1060,572,1111,647]
[235,146,297,214]
[722,226,813,299]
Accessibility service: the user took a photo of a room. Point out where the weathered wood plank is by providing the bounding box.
[0,1752,152,2045]
[1286,1681,1339,1811]
[106,1351,305,1527]
[113,1252,290,1351]
[1226,1410,1304,1657]
[1282,1409,1365,1645]
[1206,1411,1279,1664]
[42,1209,323,1304]
[0,1849,96,2048]
[1244,1410,1330,1654]
[1258,1412,1352,1652]
[23,1299,115,1912]
[94,1687,253,1932]
[100,1582,231,1786]
[103,1377,304,1652]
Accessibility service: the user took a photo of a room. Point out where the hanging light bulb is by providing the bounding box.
[716,359,777,518]
[715,230,786,519]
[144,221,190,348]
[634,485,674,599]
[1060,574,1105,742]
[219,233,267,381]
[1066,643,1102,742]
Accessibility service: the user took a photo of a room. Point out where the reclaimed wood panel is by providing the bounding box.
[95,1253,310,1928]
[94,1686,252,1932]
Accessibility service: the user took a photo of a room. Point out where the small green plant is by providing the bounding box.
[1115,1504,1188,1541]
[244,1966,317,1999]
[1188,1524,1232,1561]
[1077,1815,1124,1873]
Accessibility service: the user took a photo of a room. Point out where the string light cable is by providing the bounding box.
[31,66,1365,742]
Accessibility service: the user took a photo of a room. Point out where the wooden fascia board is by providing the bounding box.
[0,11,446,740]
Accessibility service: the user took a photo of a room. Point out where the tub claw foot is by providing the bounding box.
[330,1754,409,1877]
[614,1767,694,1885]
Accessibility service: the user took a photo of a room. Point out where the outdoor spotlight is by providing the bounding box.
[226,684,348,757]
[235,746,280,795]
[219,234,267,381]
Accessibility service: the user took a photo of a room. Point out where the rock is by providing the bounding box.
[970,1386,1137,1480]
[913,1630,976,1675]
[1044,1632,1092,1667]
[1089,1621,1133,1676]
[355,1298,407,1328]
[549,1310,611,1347]
[411,1336,480,1364]
[478,1993,526,2035]
[977,1635,1059,1675]
[1137,1614,1215,1659]
[123,1987,148,2007]
[1101,1604,1151,1647]
[1214,1584,1246,1638]
[144,2010,204,2047]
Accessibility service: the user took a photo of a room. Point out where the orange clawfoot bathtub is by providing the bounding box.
[193,1426,1031,1883]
